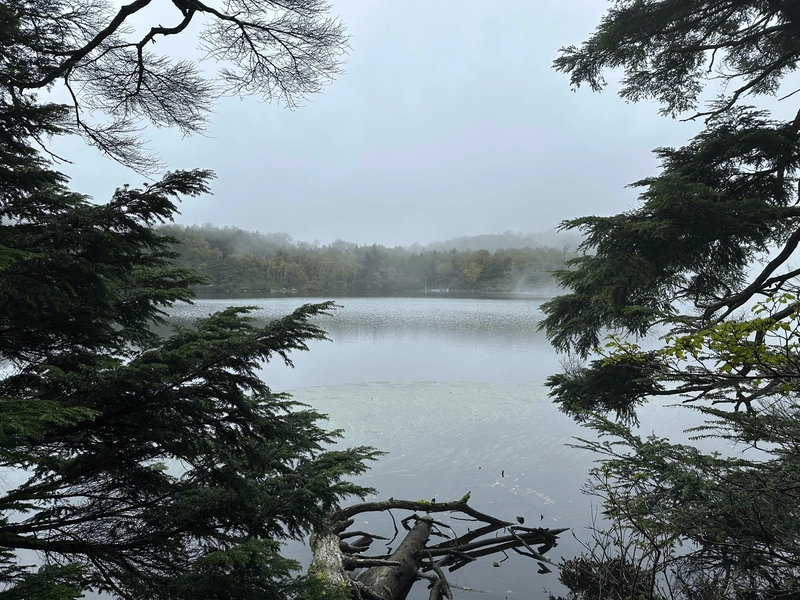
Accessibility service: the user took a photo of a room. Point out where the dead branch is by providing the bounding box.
[311,494,567,599]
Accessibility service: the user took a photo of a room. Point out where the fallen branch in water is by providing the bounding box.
[310,494,568,600]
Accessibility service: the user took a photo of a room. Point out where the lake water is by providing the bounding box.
[166,296,695,599]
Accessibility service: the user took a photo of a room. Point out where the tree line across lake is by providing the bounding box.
[160,224,575,295]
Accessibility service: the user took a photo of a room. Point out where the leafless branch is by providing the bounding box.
[5,0,348,171]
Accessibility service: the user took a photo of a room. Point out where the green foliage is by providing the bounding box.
[0,78,375,600]
[557,409,800,599]
[547,2,800,598]
[546,350,662,426]
[554,1,800,119]
[0,564,86,600]
[161,540,306,599]
[0,170,210,363]
[295,573,353,600]
[0,158,379,598]
[542,109,800,418]
[160,224,573,294]
[0,2,375,599]
[542,107,800,359]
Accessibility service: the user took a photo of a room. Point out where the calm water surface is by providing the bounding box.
[166,296,693,599]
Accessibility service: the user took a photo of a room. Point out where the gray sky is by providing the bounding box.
[54,0,703,247]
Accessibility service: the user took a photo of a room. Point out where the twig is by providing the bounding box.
[426,550,454,600]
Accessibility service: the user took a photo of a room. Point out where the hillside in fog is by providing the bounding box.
[421,231,580,253]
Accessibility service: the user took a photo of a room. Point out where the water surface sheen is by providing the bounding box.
[169,296,561,389]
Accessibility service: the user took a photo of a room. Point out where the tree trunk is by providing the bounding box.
[357,517,433,600]
[309,530,351,587]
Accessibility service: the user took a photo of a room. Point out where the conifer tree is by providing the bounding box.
[0,2,377,598]
[544,2,800,597]
[0,116,378,600]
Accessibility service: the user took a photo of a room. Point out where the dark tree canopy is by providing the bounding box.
[544,0,800,419]
[1,0,347,170]
[0,2,382,596]
[545,2,800,599]
[0,127,379,597]
[554,0,800,119]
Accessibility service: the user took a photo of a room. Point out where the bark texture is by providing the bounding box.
[357,517,433,600]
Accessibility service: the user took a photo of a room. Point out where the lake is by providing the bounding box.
[167,295,694,599]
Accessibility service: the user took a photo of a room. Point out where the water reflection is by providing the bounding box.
[167,297,560,390]
[297,381,593,599]
[169,296,550,337]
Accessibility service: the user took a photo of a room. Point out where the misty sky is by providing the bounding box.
[53,0,707,247]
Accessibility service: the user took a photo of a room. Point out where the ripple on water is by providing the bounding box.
[291,380,591,486]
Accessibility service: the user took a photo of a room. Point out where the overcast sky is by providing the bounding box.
[53,0,706,248]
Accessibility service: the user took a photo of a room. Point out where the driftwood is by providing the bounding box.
[309,495,568,600]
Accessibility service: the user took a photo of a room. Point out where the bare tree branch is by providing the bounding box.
[313,496,567,598]
[3,0,348,171]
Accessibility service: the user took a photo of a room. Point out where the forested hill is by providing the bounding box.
[160,224,574,295]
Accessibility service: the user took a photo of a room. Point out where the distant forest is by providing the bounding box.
[160,225,576,295]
